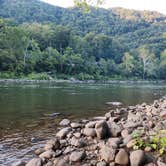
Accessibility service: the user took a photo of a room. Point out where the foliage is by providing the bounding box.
[27,73,51,80]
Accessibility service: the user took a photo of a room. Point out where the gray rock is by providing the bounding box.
[35,148,45,155]
[26,158,42,166]
[69,151,86,162]
[130,150,145,166]
[56,127,72,139]
[83,128,96,137]
[107,137,122,148]
[70,137,86,147]
[53,158,68,166]
[44,161,53,166]
[59,119,70,126]
[95,120,109,139]
[115,149,129,165]
[100,145,116,162]
[160,110,166,119]
[85,121,97,128]
[121,129,130,138]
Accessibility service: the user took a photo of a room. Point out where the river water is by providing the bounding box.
[0,82,166,165]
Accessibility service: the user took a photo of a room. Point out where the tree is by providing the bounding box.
[138,46,157,79]
[159,50,166,79]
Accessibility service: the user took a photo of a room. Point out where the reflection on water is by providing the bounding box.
[0,82,166,165]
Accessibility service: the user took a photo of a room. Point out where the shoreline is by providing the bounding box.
[13,97,166,166]
[0,78,166,84]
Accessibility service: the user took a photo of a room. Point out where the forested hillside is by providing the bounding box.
[0,0,166,80]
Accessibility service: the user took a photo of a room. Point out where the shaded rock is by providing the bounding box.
[107,137,122,148]
[70,137,86,147]
[53,158,68,166]
[69,151,86,162]
[44,161,53,166]
[26,158,42,166]
[95,120,109,139]
[124,121,142,128]
[144,163,156,166]
[100,145,116,162]
[157,160,166,166]
[115,149,129,165]
[130,150,145,166]
[73,132,81,138]
[63,146,75,154]
[59,119,70,126]
[107,121,122,137]
[160,110,166,119]
[56,127,72,139]
[83,128,96,137]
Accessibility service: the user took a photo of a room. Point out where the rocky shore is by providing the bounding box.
[13,97,166,166]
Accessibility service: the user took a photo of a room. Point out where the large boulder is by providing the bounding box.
[95,120,109,139]
[115,149,129,165]
[107,121,122,137]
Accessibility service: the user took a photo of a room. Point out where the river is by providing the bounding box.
[0,81,166,165]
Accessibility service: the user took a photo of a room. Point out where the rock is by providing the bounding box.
[63,146,75,154]
[144,146,152,152]
[85,121,97,128]
[93,116,107,120]
[100,145,116,162]
[107,121,122,137]
[44,161,54,166]
[70,122,82,128]
[144,163,156,166]
[157,160,166,166]
[44,138,60,151]
[130,150,145,166]
[59,119,70,126]
[115,149,129,165]
[96,161,107,166]
[107,137,122,148]
[124,121,142,128]
[83,128,96,137]
[95,120,109,139]
[53,158,68,166]
[69,151,86,162]
[128,112,141,122]
[26,158,42,166]
[39,150,55,159]
[56,127,72,139]
[70,137,86,147]
[73,132,81,138]
[12,161,25,166]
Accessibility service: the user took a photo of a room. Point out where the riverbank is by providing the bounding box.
[0,78,166,84]
[14,97,166,166]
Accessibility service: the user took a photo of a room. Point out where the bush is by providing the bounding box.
[0,72,16,78]
[76,73,94,80]
[27,73,50,80]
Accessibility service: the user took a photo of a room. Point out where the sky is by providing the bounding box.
[42,0,166,15]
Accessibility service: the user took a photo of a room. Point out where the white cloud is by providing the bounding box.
[42,0,166,14]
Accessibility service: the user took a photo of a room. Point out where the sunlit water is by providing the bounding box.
[0,82,166,165]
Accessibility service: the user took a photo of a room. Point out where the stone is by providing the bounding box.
[130,150,145,166]
[53,158,68,166]
[144,163,156,166]
[44,138,60,151]
[107,121,122,137]
[115,149,129,165]
[59,119,70,126]
[44,161,54,166]
[160,110,166,119]
[39,150,55,159]
[70,122,82,128]
[100,145,116,162]
[83,128,96,137]
[121,129,130,138]
[69,151,86,162]
[26,158,42,166]
[56,127,72,139]
[70,137,86,147]
[63,146,75,154]
[106,102,122,106]
[157,160,166,166]
[144,146,152,152]
[73,132,81,138]
[107,137,122,148]
[95,120,109,139]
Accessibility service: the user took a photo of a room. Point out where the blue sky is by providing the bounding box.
[42,0,166,15]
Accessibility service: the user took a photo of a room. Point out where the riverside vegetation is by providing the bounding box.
[0,0,166,80]
[12,97,166,166]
